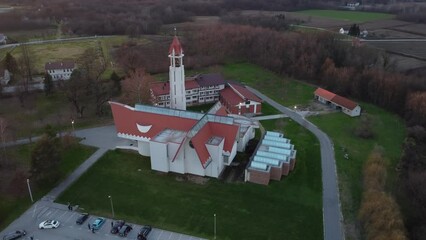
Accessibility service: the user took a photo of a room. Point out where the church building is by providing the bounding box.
[110,36,259,178]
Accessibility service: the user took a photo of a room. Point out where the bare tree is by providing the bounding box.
[120,68,155,105]
[18,44,34,92]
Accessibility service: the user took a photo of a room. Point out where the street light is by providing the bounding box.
[214,213,216,240]
[71,119,75,136]
[108,195,115,218]
[27,179,34,202]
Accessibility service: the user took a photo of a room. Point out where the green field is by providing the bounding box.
[221,63,316,107]
[309,103,405,231]
[297,9,394,22]
[0,143,96,230]
[57,118,323,240]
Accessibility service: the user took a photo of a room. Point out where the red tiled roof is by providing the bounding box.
[229,83,263,103]
[110,102,196,139]
[215,106,229,116]
[331,95,358,110]
[191,124,213,166]
[150,80,199,96]
[220,87,242,105]
[314,88,336,101]
[314,88,358,110]
[110,102,239,169]
[45,61,75,70]
[169,36,183,55]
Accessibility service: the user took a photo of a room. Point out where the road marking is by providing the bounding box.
[45,211,52,217]
[58,210,67,220]
[157,230,164,240]
[65,212,76,223]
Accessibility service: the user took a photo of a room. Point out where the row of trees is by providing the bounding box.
[359,148,407,239]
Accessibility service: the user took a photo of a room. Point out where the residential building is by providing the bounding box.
[314,88,361,117]
[45,61,76,80]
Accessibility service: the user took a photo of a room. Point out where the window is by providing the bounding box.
[192,96,197,99]
[199,97,204,101]
[186,97,190,100]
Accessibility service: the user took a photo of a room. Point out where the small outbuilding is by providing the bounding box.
[314,88,361,117]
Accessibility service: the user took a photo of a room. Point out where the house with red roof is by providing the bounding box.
[109,101,258,178]
[314,88,361,117]
[45,61,76,80]
[220,82,263,115]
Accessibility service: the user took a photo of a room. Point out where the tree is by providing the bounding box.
[18,45,34,92]
[65,70,90,118]
[120,68,155,104]
[348,24,360,37]
[110,71,121,96]
[3,52,18,74]
[44,73,53,96]
[30,126,61,185]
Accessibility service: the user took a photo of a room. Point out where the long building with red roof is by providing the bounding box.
[314,88,361,117]
[110,101,258,178]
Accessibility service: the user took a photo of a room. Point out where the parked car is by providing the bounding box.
[137,225,152,240]
[110,220,125,234]
[76,213,89,225]
[118,224,132,237]
[2,230,26,240]
[91,217,106,230]
[39,220,60,229]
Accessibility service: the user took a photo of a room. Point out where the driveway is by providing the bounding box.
[246,86,345,240]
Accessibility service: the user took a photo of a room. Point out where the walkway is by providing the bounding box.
[246,86,345,240]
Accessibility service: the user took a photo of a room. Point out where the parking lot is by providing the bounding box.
[1,201,205,240]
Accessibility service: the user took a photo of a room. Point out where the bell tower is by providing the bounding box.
[168,34,186,110]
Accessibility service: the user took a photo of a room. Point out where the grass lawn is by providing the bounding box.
[57,118,323,240]
[296,9,394,22]
[0,142,96,230]
[309,103,405,230]
[221,63,315,107]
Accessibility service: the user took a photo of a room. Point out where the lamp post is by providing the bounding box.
[214,213,216,240]
[71,119,75,136]
[108,195,115,218]
[27,179,34,202]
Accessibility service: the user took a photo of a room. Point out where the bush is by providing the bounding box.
[354,114,375,139]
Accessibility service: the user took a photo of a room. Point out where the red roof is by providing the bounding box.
[331,95,358,110]
[314,88,336,101]
[229,83,263,103]
[110,102,196,139]
[150,80,199,96]
[215,106,229,116]
[315,88,358,110]
[110,102,239,169]
[220,88,242,105]
[169,36,183,55]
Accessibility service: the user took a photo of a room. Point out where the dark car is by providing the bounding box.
[75,213,89,225]
[118,224,132,237]
[137,225,152,240]
[110,220,125,234]
[2,230,26,240]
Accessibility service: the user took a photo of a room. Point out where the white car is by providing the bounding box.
[39,220,60,229]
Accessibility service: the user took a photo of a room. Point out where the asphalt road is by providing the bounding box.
[246,86,345,240]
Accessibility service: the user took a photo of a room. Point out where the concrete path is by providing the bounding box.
[246,86,345,240]
[252,114,287,121]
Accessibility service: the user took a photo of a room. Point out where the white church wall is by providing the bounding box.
[183,143,205,176]
[138,141,151,156]
[206,138,225,178]
[149,141,169,172]
[169,142,185,174]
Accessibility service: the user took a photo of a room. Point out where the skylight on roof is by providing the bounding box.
[256,151,288,161]
[250,161,268,171]
[266,131,283,138]
[262,139,292,149]
[253,156,280,166]
[264,135,290,143]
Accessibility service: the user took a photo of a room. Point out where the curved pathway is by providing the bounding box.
[246,86,344,240]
